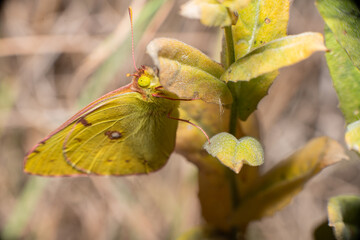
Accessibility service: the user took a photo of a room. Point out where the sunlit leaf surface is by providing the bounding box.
[181,0,250,27]
[324,26,360,124]
[230,137,347,227]
[223,0,289,120]
[316,0,360,70]
[203,133,264,173]
[232,0,289,59]
[147,38,232,105]
[221,32,327,82]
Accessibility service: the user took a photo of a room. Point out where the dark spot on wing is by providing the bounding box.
[33,150,40,154]
[264,17,271,24]
[106,159,114,163]
[74,138,82,142]
[49,159,55,162]
[79,117,92,127]
[105,130,122,140]
[125,159,130,163]
[40,140,46,145]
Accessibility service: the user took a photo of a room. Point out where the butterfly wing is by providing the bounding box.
[24,86,179,176]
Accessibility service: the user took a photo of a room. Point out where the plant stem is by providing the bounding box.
[224,26,235,69]
[228,91,238,136]
[224,26,240,209]
[224,25,237,135]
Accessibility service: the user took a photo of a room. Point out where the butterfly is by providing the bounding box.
[24,66,180,176]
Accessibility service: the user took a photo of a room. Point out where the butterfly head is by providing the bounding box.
[131,66,165,97]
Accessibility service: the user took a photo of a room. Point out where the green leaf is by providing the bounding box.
[221,32,327,82]
[228,71,278,121]
[203,133,264,173]
[230,137,347,227]
[328,195,360,240]
[324,26,360,124]
[181,0,250,27]
[345,120,360,154]
[232,0,289,59]
[316,0,360,70]
[221,0,290,120]
[147,38,233,105]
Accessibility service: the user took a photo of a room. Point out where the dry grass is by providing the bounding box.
[0,0,359,239]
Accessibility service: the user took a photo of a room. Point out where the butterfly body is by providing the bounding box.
[24,66,179,176]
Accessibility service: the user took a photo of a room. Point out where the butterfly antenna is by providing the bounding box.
[128,7,138,72]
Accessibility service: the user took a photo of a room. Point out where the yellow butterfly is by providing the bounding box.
[24,66,180,176]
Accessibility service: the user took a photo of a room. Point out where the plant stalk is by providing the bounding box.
[224,26,235,69]
[224,25,237,136]
[224,25,240,209]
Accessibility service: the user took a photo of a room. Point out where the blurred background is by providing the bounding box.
[0,0,359,239]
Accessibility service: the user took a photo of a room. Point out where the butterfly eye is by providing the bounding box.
[138,75,151,88]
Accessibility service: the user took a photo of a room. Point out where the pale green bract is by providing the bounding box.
[203,132,264,173]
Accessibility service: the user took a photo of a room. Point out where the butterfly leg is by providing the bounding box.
[166,112,210,144]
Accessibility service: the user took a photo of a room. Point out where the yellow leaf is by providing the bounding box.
[222,0,251,11]
[221,32,327,82]
[175,102,242,230]
[181,0,250,27]
[230,137,348,227]
[203,133,264,173]
[232,0,289,59]
[147,38,232,105]
[223,0,289,121]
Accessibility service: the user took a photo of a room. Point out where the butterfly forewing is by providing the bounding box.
[25,89,179,176]
[25,125,85,176]
[64,93,178,175]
